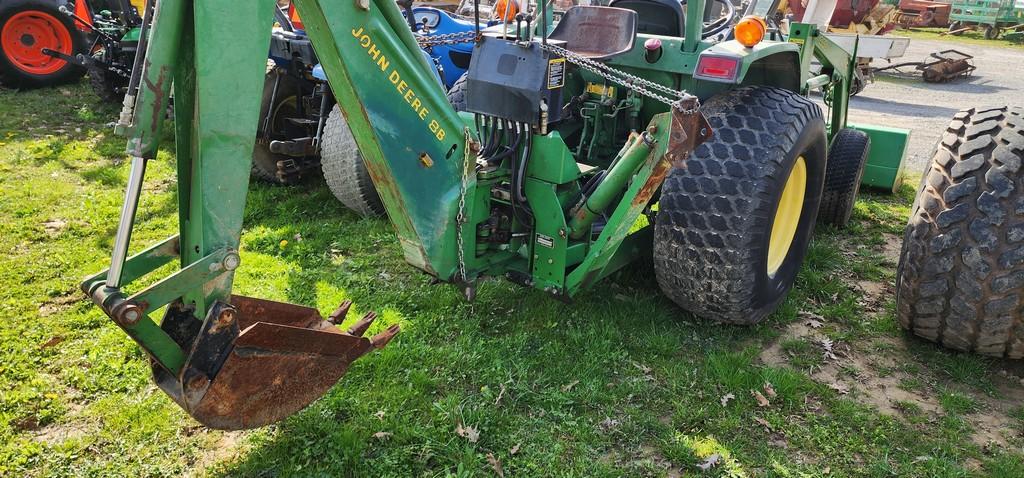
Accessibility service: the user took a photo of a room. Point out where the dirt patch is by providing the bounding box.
[759,320,1022,447]
[881,233,903,265]
[185,430,245,477]
[38,293,82,318]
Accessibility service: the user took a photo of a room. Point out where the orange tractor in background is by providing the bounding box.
[0,0,145,88]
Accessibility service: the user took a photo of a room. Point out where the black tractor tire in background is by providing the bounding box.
[0,0,87,88]
[818,128,870,227]
[321,105,385,218]
[252,69,305,185]
[447,73,468,111]
[654,86,828,325]
[948,21,964,35]
[896,107,1024,358]
[89,50,126,103]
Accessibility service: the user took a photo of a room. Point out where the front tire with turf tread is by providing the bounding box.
[896,106,1024,359]
[654,86,828,325]
[321,105,385,218]
[819,128,870,227]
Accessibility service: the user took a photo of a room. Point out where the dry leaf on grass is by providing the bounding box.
[695,453,721,472]
[510,443,520,455]
[456,424,480,443]
[720,393,735,407]
[561,380,580,392]
[486,453,504,477]
[751,390,770,407]
[753,416,773,431]
[763,382,777,399]
[372,431,392,441]
[828,382,850,395]
[599,417,621,431]
[40,336,65,349]
[374,410,386,420]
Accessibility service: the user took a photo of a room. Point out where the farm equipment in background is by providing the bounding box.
[0,0,88,87]
[60,0,148,102]
[947,0,1024,38]
[897,0,952,27]
[85,0,911,429]
[254,1,481,205]
[788,0,911,94]
[870,48,976,82]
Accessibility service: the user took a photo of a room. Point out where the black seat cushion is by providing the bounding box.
[608,0,685,37]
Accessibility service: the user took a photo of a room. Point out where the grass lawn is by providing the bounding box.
[2,80,1024,477]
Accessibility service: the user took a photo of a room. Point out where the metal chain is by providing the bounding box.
[539,43,700,114]
[415,30,477,47]
[455,128,475,282]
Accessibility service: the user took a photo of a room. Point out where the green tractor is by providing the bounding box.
[83,0,918,429]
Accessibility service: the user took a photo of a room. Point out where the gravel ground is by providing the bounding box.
[841,38,1024,173]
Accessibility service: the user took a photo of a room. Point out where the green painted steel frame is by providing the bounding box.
[83,0,279,373]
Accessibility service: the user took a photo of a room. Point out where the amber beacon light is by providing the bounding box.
[734,16,767,48]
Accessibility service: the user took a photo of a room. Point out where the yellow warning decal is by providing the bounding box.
[547,58,566,89]
[585,83,616,97]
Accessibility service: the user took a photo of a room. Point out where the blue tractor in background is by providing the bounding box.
[254,1,481,216]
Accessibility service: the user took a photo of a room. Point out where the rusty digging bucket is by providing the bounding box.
[152,296,398,430]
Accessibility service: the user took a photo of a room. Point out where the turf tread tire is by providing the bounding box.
[321,104,385,218]
[819,128,870,227]
[447,73,468,111]
[654,86,828,325]
[896,106,1024,358]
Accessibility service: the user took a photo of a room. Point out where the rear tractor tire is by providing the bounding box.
[818,128,870,227]
[321,105,385,218]
[0,0,87,88]
[896,106,1024,358]
[654,86,828,325]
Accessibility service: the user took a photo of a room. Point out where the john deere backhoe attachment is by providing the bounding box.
[81,0,397,430]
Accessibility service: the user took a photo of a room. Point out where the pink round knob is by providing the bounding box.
[644,38,662,51]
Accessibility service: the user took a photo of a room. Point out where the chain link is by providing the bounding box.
[415,30,478,48]
[455,128,475,282]
[538,43,700,114]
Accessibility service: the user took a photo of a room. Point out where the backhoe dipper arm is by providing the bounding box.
[79,0,420,430]
[294,0,475,279]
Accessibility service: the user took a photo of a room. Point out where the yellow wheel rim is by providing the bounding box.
[767,156,807,276]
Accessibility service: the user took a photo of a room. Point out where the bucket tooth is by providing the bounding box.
[153,295,398,430]
[327,299,353,325]
[346,311,378,337]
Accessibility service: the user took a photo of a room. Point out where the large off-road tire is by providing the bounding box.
[896,107,1024,358]
[654,86,828,325]
[321,105,385,218]
[0,0,87,88]
[252,68,305,185]
[447,72,468,111]
[818,128,870,227]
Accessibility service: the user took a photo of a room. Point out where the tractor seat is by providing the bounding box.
[546,6,638,60]
[608,0,685,37]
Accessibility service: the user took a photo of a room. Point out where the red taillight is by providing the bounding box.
[288,3,304,30]
[694,56,740,83]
